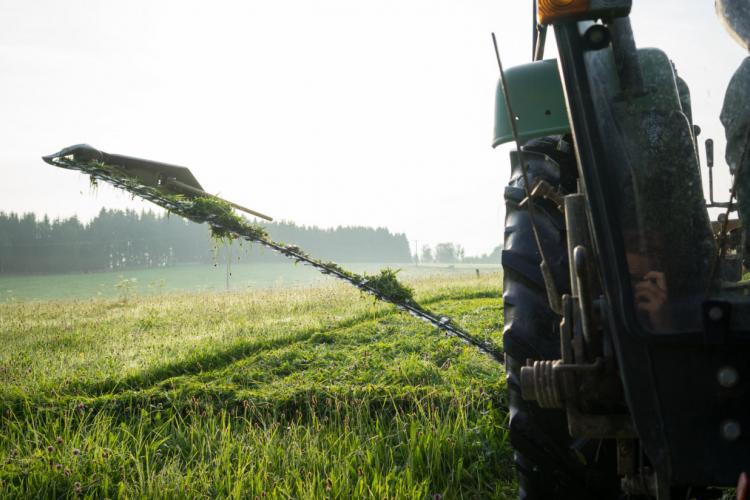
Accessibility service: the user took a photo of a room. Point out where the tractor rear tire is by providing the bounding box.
[502,136,619,499]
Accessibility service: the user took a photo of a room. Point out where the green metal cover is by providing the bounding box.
[493,59,570,148]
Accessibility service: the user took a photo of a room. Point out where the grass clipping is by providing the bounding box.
[361,269,415,304]
[180,195,268,241]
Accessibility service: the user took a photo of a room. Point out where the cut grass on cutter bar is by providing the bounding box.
[42,146,503,361]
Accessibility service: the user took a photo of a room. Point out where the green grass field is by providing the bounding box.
[0,273,513,498]
[0,263,499,302]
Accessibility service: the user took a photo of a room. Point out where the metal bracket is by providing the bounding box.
[519,178,566,213]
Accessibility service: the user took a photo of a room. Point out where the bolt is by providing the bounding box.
[708,306,724,321]
[721,420,741,441]
[717,366,739,388]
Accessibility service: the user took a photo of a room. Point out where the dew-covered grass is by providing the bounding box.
[0,273,513,498]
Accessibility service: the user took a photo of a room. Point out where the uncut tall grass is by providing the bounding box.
[0,273,513,498]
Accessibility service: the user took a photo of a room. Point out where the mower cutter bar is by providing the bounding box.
[43,149,503,363]
[42,144,273,221]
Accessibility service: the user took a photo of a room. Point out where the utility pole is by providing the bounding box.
[412,239,419,266]
[225,240,231,291]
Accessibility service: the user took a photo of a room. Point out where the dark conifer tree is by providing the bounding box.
[0,210,412,274]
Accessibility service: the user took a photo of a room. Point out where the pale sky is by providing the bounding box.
[0,1,746,256]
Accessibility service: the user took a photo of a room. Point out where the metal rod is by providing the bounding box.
[165,178,274,221]
[707,138,716,205]
[492,32,562,314]
[532,0,538,60]
[534,24,548,61]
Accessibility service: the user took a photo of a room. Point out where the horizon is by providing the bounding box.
[0,206,503,257]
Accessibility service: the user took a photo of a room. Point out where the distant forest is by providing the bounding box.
[0,210,413,275]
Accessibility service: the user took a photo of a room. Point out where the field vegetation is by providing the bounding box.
[0,262,498,302]
[0,273,513,498]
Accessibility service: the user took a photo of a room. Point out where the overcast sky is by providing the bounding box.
[0,1,745,255]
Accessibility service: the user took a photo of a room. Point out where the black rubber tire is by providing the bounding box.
[502,136,619,499]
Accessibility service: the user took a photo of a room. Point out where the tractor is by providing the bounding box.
[42,1,750,497]
[496,1,750,498]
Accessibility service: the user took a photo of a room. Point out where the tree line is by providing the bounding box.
[0,210,412,275]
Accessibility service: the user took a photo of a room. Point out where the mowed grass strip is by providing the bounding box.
[0,273,514,498]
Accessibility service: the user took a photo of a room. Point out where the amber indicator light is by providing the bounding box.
[537,0,591,25]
